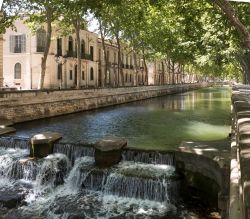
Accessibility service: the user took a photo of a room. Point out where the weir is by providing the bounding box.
[0,137,181,218]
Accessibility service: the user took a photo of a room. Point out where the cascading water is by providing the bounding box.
[0,138,184,219]
[122,150,175,165]
[0,137,30,150]
[53,143,94,164]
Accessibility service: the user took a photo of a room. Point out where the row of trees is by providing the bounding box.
[1,0,250,88]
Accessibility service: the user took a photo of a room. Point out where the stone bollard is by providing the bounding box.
[30,132,62,158]
[94,137,127,167]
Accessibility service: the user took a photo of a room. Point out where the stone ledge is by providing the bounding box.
[94,137,127,152]
[0,127,16,135]
[31,132,62,145]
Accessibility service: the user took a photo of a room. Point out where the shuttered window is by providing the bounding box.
[10,34,26,53]
[36,29,46,52]
[14,63,21,79]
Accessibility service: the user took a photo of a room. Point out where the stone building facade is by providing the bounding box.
[3,19,99,89]
[2,19,197,90]
[97,40,150,87]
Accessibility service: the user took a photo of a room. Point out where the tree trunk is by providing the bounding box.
[142,47,148,85]
[177,63,181,84]
[167,58,171,84]
[74,19,81,89]
[213,0,250,51]
[161,61,165,85]
[99,22,108,87]
[115,32,124,86]
[133,52,138,86]
[38,7,53,89]
[240,52,250,84]
[171,60,175,85]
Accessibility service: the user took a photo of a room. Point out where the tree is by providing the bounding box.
[59,0,88,89]
[25,0,62,89]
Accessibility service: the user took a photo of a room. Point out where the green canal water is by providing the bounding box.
[14,87,231,150]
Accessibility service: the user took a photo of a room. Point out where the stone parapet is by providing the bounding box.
[230,85,250,219]
[0,34,3,87]
[0,83,208,123]
[176,139,230,218]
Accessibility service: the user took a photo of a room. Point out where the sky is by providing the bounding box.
[0,0,3,10]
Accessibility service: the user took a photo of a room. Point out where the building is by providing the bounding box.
[97,40,148,87]
[2,19,197,90]
[3,19,99,89]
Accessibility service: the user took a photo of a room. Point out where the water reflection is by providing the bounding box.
[14,87,231,150]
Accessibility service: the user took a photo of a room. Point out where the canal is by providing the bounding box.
[14,87,231,150]
[0,86,231,219]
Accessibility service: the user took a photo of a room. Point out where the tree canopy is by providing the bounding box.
[2,0,250,84]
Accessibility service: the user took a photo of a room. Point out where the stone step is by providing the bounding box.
[0,127,16,135]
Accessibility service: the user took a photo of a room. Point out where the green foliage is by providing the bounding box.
[2,0,250,82]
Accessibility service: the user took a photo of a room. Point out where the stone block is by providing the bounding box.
[94,137,127,167]
[0,127,16,136]
[30,132,62,158]
[243,181,250,219]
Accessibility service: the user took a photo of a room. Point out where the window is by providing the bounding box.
[68,36,73,52]
[90,46,94,61]
[81,40,85,57]
[99,49,101,61]
[36,29,46,52]
[57,64,62,80]
[90,67,94,80]
[69,70,73,80]
[107,50,110,62]
[14,63,21,79]
[82,71,85,80]
[57,38,62,56]
[130,74,132,82]
[10,35,26,53]
[125,73,127,82]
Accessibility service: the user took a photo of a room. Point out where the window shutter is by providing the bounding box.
[9,35,14,53]
[21,34,26,53]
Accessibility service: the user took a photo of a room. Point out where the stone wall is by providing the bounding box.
[175,140,230,218]
[0,84,206,123]
[230,85,250,219]
[0,34,3,87]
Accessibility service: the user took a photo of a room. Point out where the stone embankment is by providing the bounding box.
[230,85,250,219]
[176,139,230,218]
[0,83,206,123]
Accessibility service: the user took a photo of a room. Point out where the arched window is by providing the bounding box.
[90,67,94,81]
[36,29,46,52]
[14,63,21,79]
[68,36,73,52]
